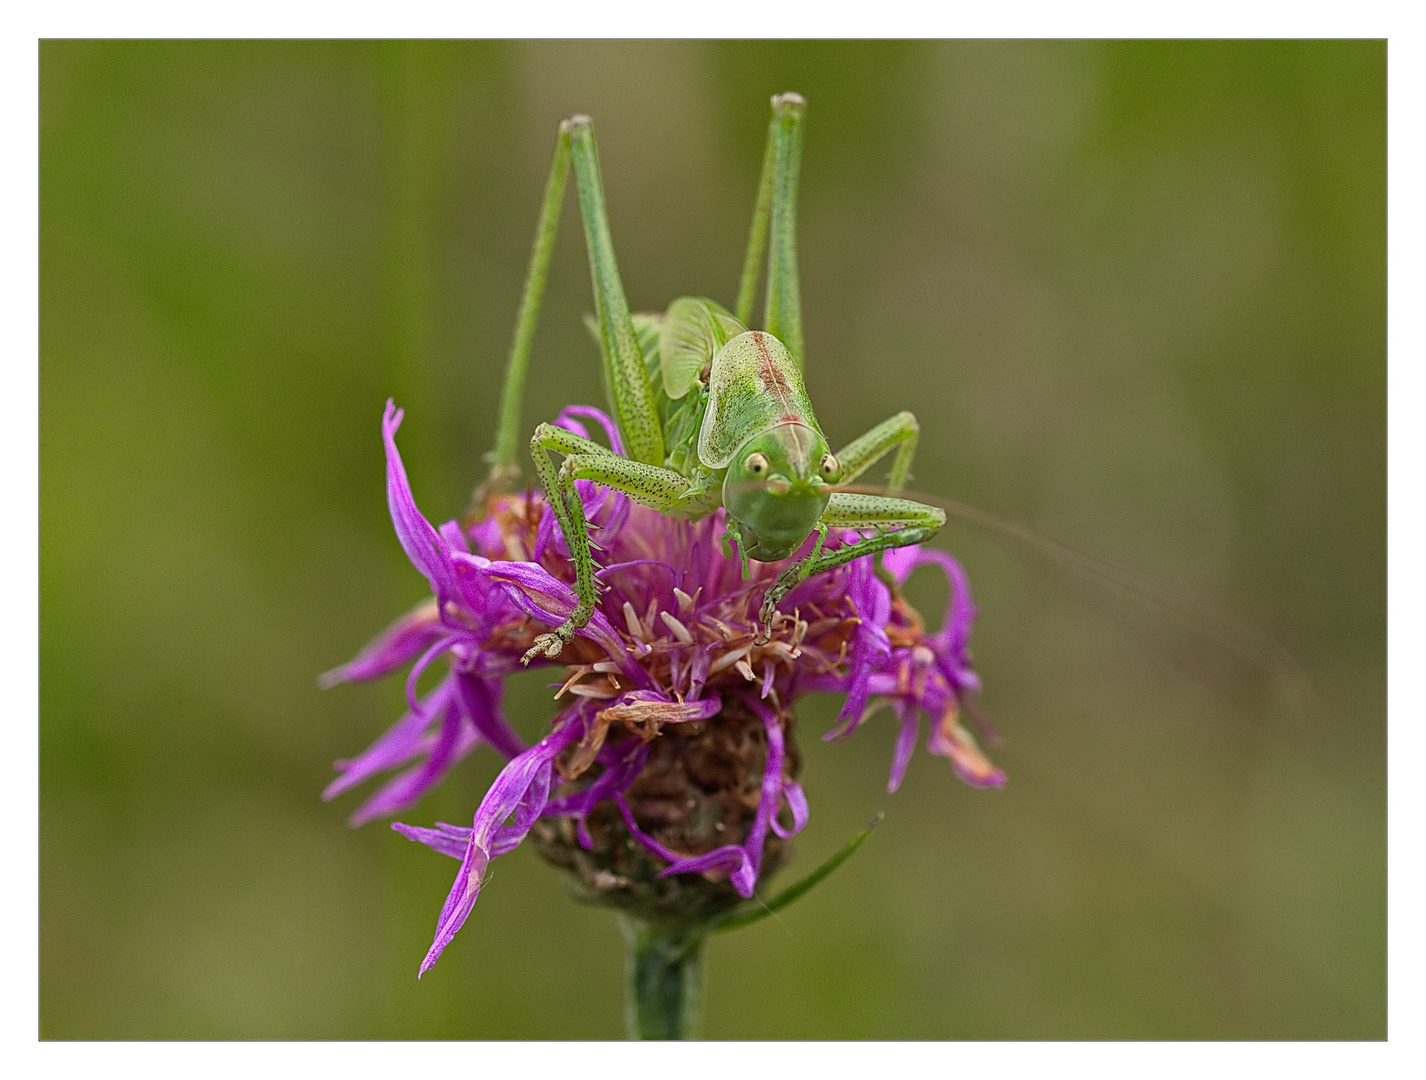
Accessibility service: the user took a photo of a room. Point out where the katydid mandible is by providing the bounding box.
[473,93,946,665]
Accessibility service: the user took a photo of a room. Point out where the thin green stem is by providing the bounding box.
[620,916,705,1040]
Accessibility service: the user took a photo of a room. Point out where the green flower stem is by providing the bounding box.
[620,916,705,1040]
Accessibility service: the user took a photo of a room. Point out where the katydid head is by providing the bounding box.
[722,422,837,561]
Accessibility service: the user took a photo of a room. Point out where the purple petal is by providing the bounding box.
[616,794,750,880]
[318,598,444,688]
[759,659,776,699]
[392,821,472,860]
[403,634,457,717]
[555,404,626,457]
[453,671,526,760]
[382,401,461,605]
[888,699,921,794]
[770,779,809,840]
[417,706,585,976]
[661,844,750,881]
[728,693,788,896]
[687,647,711,700]
[912,547,978,656]
[835,559,892,727]
[349,694,473,826]
[438,520,470,554]
[467,513,505,559]
[324,679,456,802]
[880,543,922,585]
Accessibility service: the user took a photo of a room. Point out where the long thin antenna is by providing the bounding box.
[827,483,1317,719]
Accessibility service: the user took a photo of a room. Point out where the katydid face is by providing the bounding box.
[723,422,838,561]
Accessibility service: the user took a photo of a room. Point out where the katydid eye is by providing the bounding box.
[745,452,770,476]
[819,454,840,479]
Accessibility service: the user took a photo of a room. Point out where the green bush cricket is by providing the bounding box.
[471,92,947,666]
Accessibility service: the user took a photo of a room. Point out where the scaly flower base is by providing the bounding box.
[530,694,799,926]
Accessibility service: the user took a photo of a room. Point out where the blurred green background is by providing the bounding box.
[40,41,1384,1039]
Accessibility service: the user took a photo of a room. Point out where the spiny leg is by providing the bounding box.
[473,120,572,510]
[564,116,665,468]
[835,410,920,491]
[758,492,946,629]
[832,409,923,596]
[522,424,699,664]
[735,92,806,368]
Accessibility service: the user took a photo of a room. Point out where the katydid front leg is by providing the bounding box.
[758,492,947,629]
[835,410,920,490]
[522,424,698,665]
[757,409,933,630]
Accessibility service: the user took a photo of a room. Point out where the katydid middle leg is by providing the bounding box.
[522,423,705,664]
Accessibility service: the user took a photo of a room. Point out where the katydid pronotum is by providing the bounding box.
[472,93,945,666]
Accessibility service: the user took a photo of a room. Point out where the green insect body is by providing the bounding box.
[473,94,946,664]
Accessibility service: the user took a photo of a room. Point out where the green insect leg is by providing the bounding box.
[564,117,666,468]
[522,423,697,665]
[735,92,806,368]
[835,410,920,491]
[758,492,946,629]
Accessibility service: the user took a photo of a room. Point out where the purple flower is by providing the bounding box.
[323,401,1002,975]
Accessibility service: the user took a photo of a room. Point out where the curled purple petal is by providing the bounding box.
[771,779,809,840]
[912,547,977,657]
[417,706,585,976]
[404,634,457,718]
[382,401,462,605]
[555,404,626,456]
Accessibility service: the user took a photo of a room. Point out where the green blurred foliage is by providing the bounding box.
[40,41,1384,1039]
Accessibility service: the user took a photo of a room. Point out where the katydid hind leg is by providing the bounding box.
[763,93,806,369]
[563,117,665,468]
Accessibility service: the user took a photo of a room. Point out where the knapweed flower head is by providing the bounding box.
[323,401,1003,975]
